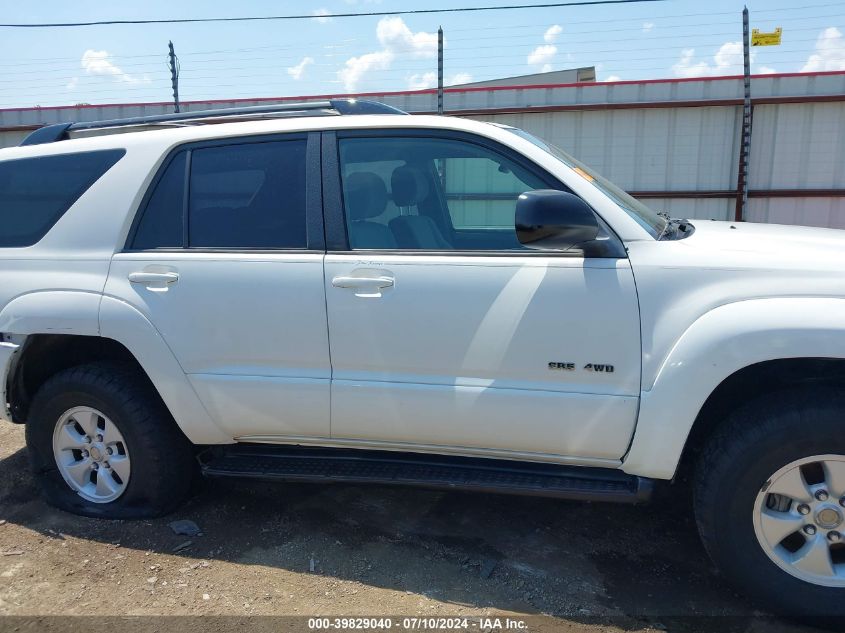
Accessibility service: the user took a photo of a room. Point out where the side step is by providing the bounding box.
[201,445,653,504]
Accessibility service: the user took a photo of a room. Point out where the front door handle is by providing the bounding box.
[331,275,394,289]
[331,270,394,297]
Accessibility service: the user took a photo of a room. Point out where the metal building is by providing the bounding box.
[2,70,844,228]
[450,66,596,87]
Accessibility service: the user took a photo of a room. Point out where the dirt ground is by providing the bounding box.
[0,424,813,632]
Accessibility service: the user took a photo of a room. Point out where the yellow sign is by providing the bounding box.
[752,27,782,46]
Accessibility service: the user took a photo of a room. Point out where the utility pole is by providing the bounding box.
[168,41,180,113]
[437,26,444,115]
[736,7,752,222]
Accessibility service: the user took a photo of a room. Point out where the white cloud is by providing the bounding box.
[408,72,436,90]
[377,16,438,56]
[802,27,845,72]
[672,41,744,77]
[407,71,473,90]
[81,49,149,84]
[672,48,707,77]
[642,22,655,33]
[338,17,437,91]
[313,8,332,23]
[604,75,622,82]
[528,44,557,66]
[287,56,314,80]
[447,72,472,85]
[672,41,779,78]
[66,77,79,90]
[339,50,392,91]
[713,41,746,71]
[527,25,562,70]
[544,24,562,43]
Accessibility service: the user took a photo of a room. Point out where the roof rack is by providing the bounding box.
[19,98,407,146]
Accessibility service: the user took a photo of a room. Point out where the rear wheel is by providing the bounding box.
[51,405,132,503]
[26,362,196,518]
[695,386,845,620]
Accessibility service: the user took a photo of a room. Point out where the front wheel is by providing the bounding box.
[26,363,196,518]
[694,386,845,620]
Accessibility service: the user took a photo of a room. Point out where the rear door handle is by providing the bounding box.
[331,275,394,289]
[128,272,179,284]
[128,271,179,291]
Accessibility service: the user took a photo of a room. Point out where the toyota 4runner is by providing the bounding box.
[1,99,843,619]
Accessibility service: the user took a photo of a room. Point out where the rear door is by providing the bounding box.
[321,130,642,461]
[105,133,331,441]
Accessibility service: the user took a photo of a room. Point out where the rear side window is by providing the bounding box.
[131,151,185,250]
[0,149,125,247]
[130,139,307,250]
[189,141,306,248]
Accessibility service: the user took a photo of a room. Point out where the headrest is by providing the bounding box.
[344,172,388,220]
[391,165,430,207]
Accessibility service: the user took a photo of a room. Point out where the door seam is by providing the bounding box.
[317,131,335,438]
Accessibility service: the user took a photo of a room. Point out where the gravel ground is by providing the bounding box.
[0,424,813,632]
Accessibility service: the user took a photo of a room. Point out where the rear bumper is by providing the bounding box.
[0,341,21,423]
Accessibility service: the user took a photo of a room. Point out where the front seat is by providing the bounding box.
[389,165,451,249]
[343,172,396,249]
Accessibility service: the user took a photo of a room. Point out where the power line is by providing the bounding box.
[1,20,841,76]
[0,40,834,91]
[0,0,669,28]
[0,52,831,99]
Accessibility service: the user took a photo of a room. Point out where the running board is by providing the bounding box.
[201,445,653,504]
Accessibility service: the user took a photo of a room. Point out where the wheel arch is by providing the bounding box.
[3,295,231,445]
[676,358,845,483]
[623,297,845,480]
[8,334,137,422]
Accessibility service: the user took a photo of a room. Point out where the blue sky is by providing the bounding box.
[0,0,843,109]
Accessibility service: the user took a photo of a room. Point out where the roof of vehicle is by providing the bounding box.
[17,98,406,147]
[0,111,511,161]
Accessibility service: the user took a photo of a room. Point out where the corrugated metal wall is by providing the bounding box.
[746,101,845,226]
[0,128,31,148]
[2,72,844,228]
[468,107,741,221]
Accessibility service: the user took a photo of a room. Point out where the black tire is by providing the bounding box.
[25,362,196,519]
[694,385,845,621]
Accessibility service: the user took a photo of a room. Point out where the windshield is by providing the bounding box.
[503,126,668,238]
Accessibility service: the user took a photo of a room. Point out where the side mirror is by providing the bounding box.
[515,190,600,251]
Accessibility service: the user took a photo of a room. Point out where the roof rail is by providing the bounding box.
[19,98,407,146]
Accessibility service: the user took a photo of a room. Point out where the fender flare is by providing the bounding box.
[623,297,845,479]
[0,290,101,336]
[0,290,102,423]
[0,291,230,445]
[99,296,232,444]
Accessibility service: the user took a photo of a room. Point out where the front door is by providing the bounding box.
[323,131,641,461]
[106,133,331,440]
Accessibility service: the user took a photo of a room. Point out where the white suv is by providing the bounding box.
[1,99,843,620]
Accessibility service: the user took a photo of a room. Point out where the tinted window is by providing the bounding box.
[189,140,307,248]
[132,151,185,249]
[0,149,124,247]
[338,137,548,251]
